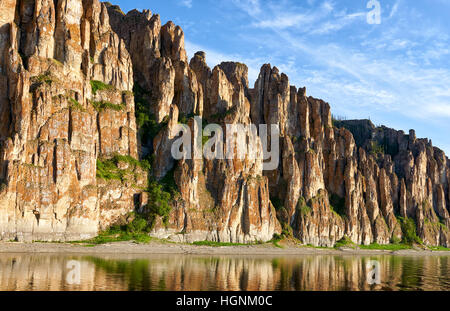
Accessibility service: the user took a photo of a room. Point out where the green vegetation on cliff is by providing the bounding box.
[334,236,357,249]
[90,80,115,95]
[369,140,385,156]
[72,213,154,245]
[96,154,150,181]
[296,197,311,215]
[69,97,85,111]
[398,217,423,245]
[134,84,169,145]
[92,100,126,112]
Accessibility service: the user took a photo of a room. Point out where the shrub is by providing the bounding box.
[369,140,385,156]
[178,113,195,125]
[69,97,85,111]
[335,236,355,248]
[134,84,169,146]
[398,217,423,245]
[159,166,179,197]
[72,213,152,245]
[35,73,53,85]
[126,217,149,234]
[147,182,172,226]
[296,197,311,215]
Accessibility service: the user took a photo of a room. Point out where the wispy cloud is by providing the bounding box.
[251,13,316,29]
[226,0,450,153]
[389,1,400,18]
[241,0,363,34]
[180,0,193,9]
[176,0,449,152]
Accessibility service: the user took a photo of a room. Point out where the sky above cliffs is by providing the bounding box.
[114,0,450,154]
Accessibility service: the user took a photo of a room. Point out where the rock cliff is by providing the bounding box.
[0,0,448,247]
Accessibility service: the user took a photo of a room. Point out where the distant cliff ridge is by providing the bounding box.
[0,0,448,247]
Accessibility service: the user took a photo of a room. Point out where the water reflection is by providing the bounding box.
[0,254,448,291]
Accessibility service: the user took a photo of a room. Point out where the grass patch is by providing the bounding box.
[96,154,150,181]
[33,73,53,85]
[92,100,126,112]
[192,241,249,247]
[427,246,450,251]
[90,80,114,95]
[360,243,413,251]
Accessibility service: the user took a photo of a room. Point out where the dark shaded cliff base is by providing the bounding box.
[0,241,449,256]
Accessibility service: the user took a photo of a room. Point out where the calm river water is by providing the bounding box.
[0,254,449,291]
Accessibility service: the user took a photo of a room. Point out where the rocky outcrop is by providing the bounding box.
[0,0,448,246]
[0,0,141,242]
[335,120,450,247]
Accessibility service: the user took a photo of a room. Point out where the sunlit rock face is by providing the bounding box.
[0,0,448,246]
[0,0,141,242]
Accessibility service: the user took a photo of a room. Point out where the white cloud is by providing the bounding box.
[251,13,315,29]
[240,0,364,35]
[389,1,400,18]
[227,0,450,153]
[180,0,193,9]
[309,12,365,35]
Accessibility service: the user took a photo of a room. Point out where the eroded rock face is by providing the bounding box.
[335,120,450,247]
[0,0,449,246]
[0,0,140,242]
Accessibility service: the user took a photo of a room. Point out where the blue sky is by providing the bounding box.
[113,0,450,154]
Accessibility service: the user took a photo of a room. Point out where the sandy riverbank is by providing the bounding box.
[0,241,449,257]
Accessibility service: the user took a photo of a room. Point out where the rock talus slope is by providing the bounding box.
[0,0,448,246]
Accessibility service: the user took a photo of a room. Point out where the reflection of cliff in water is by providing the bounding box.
[0,254,449,291]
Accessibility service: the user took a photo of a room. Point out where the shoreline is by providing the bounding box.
[1,241,449,257]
